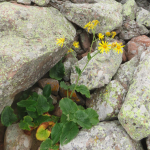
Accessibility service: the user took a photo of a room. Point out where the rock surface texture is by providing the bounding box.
[0,2,76,114]
[60,121,143,150]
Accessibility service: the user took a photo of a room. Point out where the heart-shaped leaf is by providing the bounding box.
[43,84,51,98]
[76,85,90,98]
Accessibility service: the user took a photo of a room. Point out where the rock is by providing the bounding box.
[119,20,149,40]
[136,7,150,28]
[38,78,59,95]
[51,103,62,117]
[60,0,123,34]
[122,0,137,21]
[63,52,78,82]
[70,0,94,3]
[118,51,150,141]
[31,87,43,95]
[126,35,150,60]
[17,0,31,5]
[60,121,143,150]
[136,0,150,12]
[50,95,57,104]
[71,42,122,90]
[31,0,50,6]
[79,31,91,52]
[122,49,127,62]
[86,80,126,121]
[113,56,139,90]
[0,2,76,114]
[4,123,32,150]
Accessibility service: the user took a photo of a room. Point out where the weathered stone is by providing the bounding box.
[17,0,31,5]
[113,56,139,90]
[122,49,127,62]
[38,78,59,95]
[63,52,78,82]
[4,123,32,150]
[146,136,150,150]
[51,103,62,117]
[126,35,150,60]
[71,42,122,90]
[60,121,143,150]
[136,0,150,12]
[0,2,76,114]
[70,0,94,3]
[31,87,43,95]
[31,0,50,6]
[119,20,149,40]
[118,50,150,140]
[122,0,137,21]
[60,0,123,34]
[86,80,126,121]
[136,7,150,28]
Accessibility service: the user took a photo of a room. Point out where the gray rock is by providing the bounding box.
[122,0,137,21]
[17,0,31,5]
[60,121,143,150]
[136,7,150,28]
[0,2,76,114]
[60,0,123,34]
[71,42,122,90]
[119,20,149,40]
[146,136,150,150]
[4,123,32,150]
[86,80,126,121]
[136,0,150,12]
[118,50,150,141]
[31,0,50,6]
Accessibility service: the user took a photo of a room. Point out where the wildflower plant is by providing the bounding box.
[1,20,125,150]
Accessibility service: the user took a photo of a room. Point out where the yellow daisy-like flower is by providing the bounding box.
[105,32,111,37]
[56,37,65,47]
[114,43,124,54]
[73,41,79,48]
[111,42,117,49]
[98,41,111,53]
[67,48,74,53]
[84,22,94,32]
[111,31,116,38]
[92,20,100,27]
[98,33,104,40]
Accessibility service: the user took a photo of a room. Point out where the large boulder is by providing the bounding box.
[60,121,143,150]
[0,2,76,114]
[60,0,123,34]
[71,42,122,90]
[118,50,150,141]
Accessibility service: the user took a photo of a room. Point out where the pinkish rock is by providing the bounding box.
[38,78,59,95]
[126,35,150,60]
[0,2,76,114]
[4,123,32,150]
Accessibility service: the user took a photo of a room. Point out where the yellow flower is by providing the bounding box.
[111,31,116,38]
[98,41,111,53]
[114,43,124,54]
[111,42,117,49]
[84,22,94,32]
[105,32,111,37]
[56,37,65,47]
[98,33,104,40]
[67,48,74,53]
[73,41,79,48]
[92,20,100,27]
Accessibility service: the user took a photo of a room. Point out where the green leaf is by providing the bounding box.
[75,66,81,75]
[60,81,69,90]
[26,105,37,112]
[49,60,65,80]
[74,110,92,129]
[77,105,85,110]
[17,106,27,120]
[1,106,18,127]
[87,52,92,61]
[59,98,78,115]
[60,114,67,124]
[51,115,60,123]
[69,84,76,91]
[76,85,90,98]
[40,138,59,150]
[60,121,79,146]
[43,84,51,98]
[31,92,38,101]
[19,116,34,130]
[27,111,39,119]
[51,123,63,145]
[34,115,52,126]
[84,108,99,125]
[17,99,37,108]
[36,95,50,115]
[47,97,54,111]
